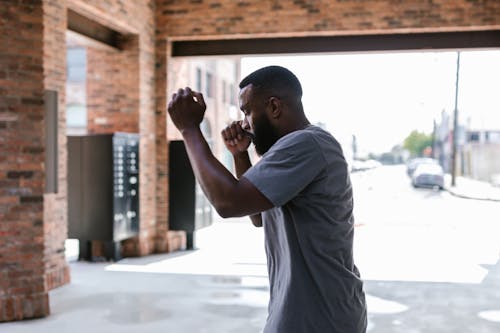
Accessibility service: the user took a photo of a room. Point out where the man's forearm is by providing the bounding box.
[180,127,239,213]
[233,151,252,178]
[233,152,262,227]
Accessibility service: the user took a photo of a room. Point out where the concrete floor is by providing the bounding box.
[4,219,500,333]
[3,220,270,333]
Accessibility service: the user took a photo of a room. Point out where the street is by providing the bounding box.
[2,165,499,333]
[353,165,500,332]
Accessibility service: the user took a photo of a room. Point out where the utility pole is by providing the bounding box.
[451,51,461,187]
[352,134,357,160]
[432,119,437,159]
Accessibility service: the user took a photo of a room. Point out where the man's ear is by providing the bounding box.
[267,97,282,119]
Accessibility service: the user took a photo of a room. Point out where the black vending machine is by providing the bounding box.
[68,132,139,261]
[169,140,213,249]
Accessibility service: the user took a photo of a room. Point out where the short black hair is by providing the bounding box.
[239,65,303,100]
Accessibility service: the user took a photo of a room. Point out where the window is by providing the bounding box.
[486,131,500,143]
[66,104,87,129]
[229,84,236,106]
[66,47,87,133]
[206,72,213,98]
[222,80,226,103]
[195,68,202,92]
[468,132,480,142]
[67,48,86,82]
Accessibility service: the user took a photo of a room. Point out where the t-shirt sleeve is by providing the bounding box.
[242,133,325,207]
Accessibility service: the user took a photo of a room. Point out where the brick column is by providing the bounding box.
[1,0,51,321]
[42,0,71,293]
[154,37,169,252]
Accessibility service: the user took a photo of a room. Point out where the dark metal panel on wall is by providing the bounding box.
[169,140,213,249]
[172,30,500,57]
[82,135,114,241]
[68,136,82,238]
[44,90,58,193]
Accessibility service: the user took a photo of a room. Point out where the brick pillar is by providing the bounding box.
[154,37,170,253]
[0,0,72,322]
[153,34,187,253]
[42,0,71,293]
[1,0,51,321]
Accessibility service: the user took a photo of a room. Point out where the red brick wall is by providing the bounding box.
[156,0,500,37]
[86,36,139,134]
[0,0,50,321]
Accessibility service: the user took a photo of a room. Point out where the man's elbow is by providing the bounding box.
[216,207,231,219]
[215,205,237,219]
[215,202,252,219]
[251,219,263,228]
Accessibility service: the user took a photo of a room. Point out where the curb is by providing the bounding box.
[444,188,500,202]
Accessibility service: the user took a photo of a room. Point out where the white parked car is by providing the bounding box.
[406,157,439,177]
[412,163,445,189]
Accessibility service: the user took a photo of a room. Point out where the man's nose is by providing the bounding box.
[241,117,251,131]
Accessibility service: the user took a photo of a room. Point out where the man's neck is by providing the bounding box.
[279,117,311,137]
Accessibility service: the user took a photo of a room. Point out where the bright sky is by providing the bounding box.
[241,50,500,155]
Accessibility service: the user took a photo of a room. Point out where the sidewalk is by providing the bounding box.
[445,175,500,201]
[1,216,419,333]
[1,218,270,333]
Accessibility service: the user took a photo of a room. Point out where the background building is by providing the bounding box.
[463,129,500,185]
[167,58,242,171]
[434,109,500,185]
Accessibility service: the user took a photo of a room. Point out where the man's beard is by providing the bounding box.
[253,114,280,156]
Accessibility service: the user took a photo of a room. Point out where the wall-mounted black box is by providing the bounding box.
[68,133,139,261]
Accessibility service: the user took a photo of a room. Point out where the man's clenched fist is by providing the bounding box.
[168,87,206,132]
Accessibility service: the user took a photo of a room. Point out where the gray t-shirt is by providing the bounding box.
[243,125,367,333]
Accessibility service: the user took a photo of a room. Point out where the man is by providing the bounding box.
[168,66,367,333]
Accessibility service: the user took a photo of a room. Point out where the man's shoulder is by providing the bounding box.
[274,126,332,148]
[266,130,316,159]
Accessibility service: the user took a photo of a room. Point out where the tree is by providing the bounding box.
[403,130,433,157]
